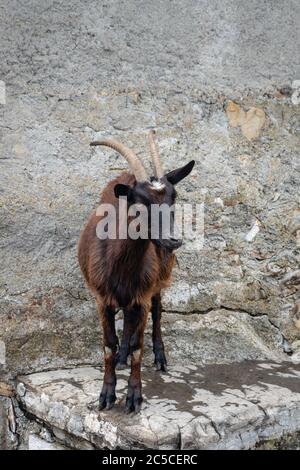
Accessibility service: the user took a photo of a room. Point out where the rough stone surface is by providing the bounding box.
[0,0,300,377]
[28,433,67,450]
[17,362,300,450]
[143,310,286,366]
[0,397,18,449]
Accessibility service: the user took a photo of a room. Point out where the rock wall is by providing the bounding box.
[0,0,300,381]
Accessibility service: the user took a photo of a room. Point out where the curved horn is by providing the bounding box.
[90,140,147,182]
[148,130,163,178]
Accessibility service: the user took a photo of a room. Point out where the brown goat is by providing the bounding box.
[78,132,194,413]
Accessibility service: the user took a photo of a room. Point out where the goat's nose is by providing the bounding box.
[170,237,183,248]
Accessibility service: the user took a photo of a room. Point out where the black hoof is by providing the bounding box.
[153,348,167,372]
[99,383,116,411]
[125,385,143,414]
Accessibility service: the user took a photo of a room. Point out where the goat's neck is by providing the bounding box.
[115,210,151,268]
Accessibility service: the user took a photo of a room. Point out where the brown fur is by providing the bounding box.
[78,172,175,412]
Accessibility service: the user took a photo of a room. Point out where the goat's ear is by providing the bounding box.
[165,160,195,185]
[114,183,131,199]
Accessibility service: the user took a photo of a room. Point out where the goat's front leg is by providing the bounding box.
[151,293,167,371]
[98,304,119,410]
[125,304,148,414]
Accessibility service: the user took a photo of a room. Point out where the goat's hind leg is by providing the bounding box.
[151,293,167,372]
[98,303,119,410]
[125,304,148,414]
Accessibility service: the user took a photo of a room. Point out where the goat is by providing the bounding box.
[78,132,194,413]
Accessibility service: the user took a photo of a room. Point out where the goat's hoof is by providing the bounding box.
[154,349,168,372]
[99,384,116,411]
[124,387,143,414]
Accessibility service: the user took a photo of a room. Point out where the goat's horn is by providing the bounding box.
[90,140,147,182]
[148,130,163,178]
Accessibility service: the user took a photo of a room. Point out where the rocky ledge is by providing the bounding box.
[16,361,300,449]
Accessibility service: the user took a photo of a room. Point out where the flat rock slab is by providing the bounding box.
[17,362,300,449]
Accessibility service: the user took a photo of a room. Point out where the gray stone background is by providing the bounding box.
[0,0,300,378]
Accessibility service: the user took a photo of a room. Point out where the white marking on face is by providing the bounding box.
[151,180,166,191]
